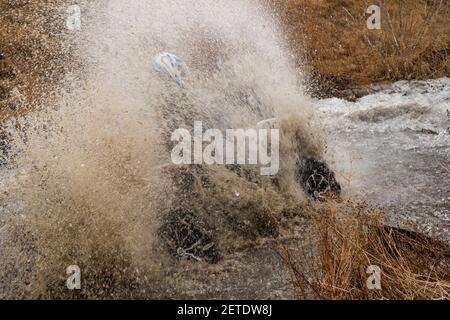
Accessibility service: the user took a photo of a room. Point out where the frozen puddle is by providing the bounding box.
[317,77,450,241]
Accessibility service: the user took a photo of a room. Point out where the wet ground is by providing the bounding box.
[161,237,299,299]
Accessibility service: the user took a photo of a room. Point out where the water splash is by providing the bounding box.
[0,0,322,298]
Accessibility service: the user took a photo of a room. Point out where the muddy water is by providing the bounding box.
[0,0,314,299]
[168,78,450,299]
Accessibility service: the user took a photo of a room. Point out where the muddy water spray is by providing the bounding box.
[0,0,322,298]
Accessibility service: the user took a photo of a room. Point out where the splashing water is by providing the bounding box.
[0,0,322,298]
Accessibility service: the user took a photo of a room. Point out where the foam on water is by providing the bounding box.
[317,78,450,240]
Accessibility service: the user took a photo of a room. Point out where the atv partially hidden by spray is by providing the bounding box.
[153,52,341,264]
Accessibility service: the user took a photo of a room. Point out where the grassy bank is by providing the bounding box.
[272,0,450,98]
[282,201,450,300]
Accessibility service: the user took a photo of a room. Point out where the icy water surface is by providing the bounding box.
[318,78,450,241]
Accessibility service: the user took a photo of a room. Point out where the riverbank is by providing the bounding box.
[272,0,450,99]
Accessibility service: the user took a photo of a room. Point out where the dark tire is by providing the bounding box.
[296,158,341,201]
[159,208,220,264]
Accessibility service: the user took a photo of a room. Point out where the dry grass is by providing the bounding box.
[281,200,450,300]
[272,0,450,97]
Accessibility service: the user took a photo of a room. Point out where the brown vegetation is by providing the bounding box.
[281,201,450,300]
[272,0,450,98]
